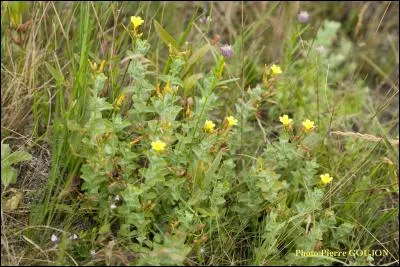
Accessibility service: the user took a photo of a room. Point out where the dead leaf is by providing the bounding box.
[4,190,23,211]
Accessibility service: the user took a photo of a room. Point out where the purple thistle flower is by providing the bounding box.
[298,11,310,23]
[220,44,234,58]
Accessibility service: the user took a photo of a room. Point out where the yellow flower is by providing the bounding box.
[279,114,293,127]
[98,60,106,73]
[88,59,106,73]
[131,16,144,29]
[151,140,166,153]
[302,119,315,132]
[89,60,98,71]
[116,94,125,107]
[320,173,333,185]
[204,120,216,134]
[270,64,282,75]
[163,80,172,94]
[226,116,238,127]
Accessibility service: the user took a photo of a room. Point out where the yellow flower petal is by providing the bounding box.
[204,120,216,134]
[226,116,238,127]
[151,140,166,153]
[320,173,333,185]
[302,119,315,132]
[116,94,125,107]
[271,64,282,75]
[163,80,172,94]
[131,16,144,29]
[279,114,293,126]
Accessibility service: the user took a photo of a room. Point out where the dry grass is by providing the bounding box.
[330,130,399,145]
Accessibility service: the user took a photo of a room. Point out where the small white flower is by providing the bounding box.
[51,234,58,242]
[200,247,205,254]
[114,195,120,201]
[72,234,78,240]
[110,203,117,209]
[199,16,212,24]
[315,45,327,54]
[90,249,96,256]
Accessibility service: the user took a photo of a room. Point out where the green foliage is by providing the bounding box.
[1,143,32,189]
[3,1,29,28]
[58,21,367,265]
[314,20,341,48]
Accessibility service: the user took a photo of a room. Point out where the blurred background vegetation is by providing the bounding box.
[1,2,398,134]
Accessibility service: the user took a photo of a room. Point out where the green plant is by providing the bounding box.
[1,143,32,189]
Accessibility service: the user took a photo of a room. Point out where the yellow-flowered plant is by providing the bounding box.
[151,140,166,153]
[131,16,144,30]
[279,114,293,127]
[226,116,238,127]
[116,94,125,107]
[89,59,106,73]
[204,120,216,134]
[131,16,144,38]
[302,119,315,132]
[162,80,174,95]
[270,64,282,75]
[320,173,333,185]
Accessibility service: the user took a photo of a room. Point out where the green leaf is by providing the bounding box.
[99,222,110,234]
[1,147,31,189]
[216,77,240,87]
[195,207,217,217]
[137,234,192,265]
[80,164,107,194]
[89,97,113,113]
[314,20,341,48]
[122,184,143,210]
[54,204,75,214]
[2,150,32,166]
[184,43,211,75]
[94,73,107,95]
[1,166,17,188]
[178,6,199,46]
[153,20,180,52]
[206,149,223,176]
[45,62,65,85]
[183,73,203,94]
[87,118,113,137]
[187,190,204,206]
[193,160,205,189]
[1,143,10,159]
